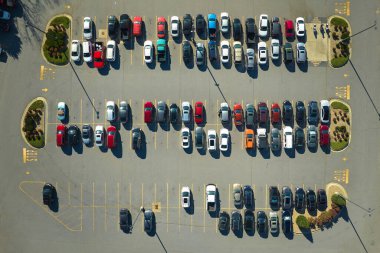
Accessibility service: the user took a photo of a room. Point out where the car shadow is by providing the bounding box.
[235,124,245,133]
[258,229,268,238]
[259,61,269,71]
[185,191,194,215]
[271,148,282,157]
[98,63,110,76]
[136,131,147,159]
[111,131,123,158]
[284,148,295,158]
[222,60,232,69]
[197,146,207,155]
[109,48,121,70]
[159,46,171,71]
[308,145,318,153]
[296,145,305,154]
[298,61,308,73]
[285,61,295,73]
[271,229,280,237]
[321,145,331,154]
[258,148,270,159]
[184,134,193,155]
[235,62,246,73]
[246,146,257,157]
[73,140,83,154]
[247,66,258,79]
[123,105,133,131]
[49,194,59,213]
[136,22,145,46]
[233,226,244,238]
[123,36,135,50]
[285,231,294,240]
[209,189,220,218]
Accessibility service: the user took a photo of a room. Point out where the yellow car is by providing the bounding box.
[245,129,255,149]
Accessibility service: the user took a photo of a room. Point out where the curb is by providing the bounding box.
[327,15,352,69]
[41,14,72,67]
[329,99,352,153]
[20,97,48,150]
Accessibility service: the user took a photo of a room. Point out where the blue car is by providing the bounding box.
[207,13,217,40]
[57,102,66,121]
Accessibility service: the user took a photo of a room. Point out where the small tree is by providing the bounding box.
[296,215,310,229]
[331,193,346,206]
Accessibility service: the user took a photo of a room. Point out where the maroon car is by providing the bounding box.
[258,102,268,125]
[319,125,329,146]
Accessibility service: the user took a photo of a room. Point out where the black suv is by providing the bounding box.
[218,211,230,232]
[306,189,317,212]
[296,101,306,126]
[182,41,192,63]
[119,208,131,232]
[269,186,280,209]
[295,187,305,210]
[271,17,281,38]
[196,14,205,35]
[233,18,242,41]
[132,128,142,150]
[108,15,119,39]
[317,189,327,210]
[295,127,305,148]
[43,183,56,206]
[68,125,80,146]
[183,14,192,36]
[245,18,255,45]
[120,14,131,41]
[231,210,242,233]
[208,40,217,62]
[169,103,179,123]
[282,100,293,126]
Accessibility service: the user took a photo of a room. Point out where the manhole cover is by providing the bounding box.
[152,202,161,212]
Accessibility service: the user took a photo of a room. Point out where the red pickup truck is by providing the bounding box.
[94,42,105,68]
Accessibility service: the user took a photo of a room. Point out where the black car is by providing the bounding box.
[283,43,294,63]
[271,17,281,38]
[243,185,254,209]
[231,210,242,233]
[119,208,131,232]
[108,15,119,39]
[256,211,267,234]
[196,14,205,35]
[317,189,327,209]
[282,100,293,125]
[183,14,192,36]
[295,127,305,148]
[296,101,306,126]
[282,210,292,234]
[244,209,255,231]
[169,103,179,123]
[218,211,230,232]
[308,101,319,125]
[245,18,255,45]
[144,209,154,233]
[182,41,192,63]
[119,101,129,124]
[233,18,242,41]
[208,40,217,62]
[306,189,317,212]
[42,183,56,206]
[295,187,305,210]
[120,14,132,41]
[82,124,92,145]
[132,128,142,150]
[68,125,80,145]
[269,186,280,209]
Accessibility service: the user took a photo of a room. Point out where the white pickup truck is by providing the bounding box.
[206,184,217,212]
[257,128,268,149]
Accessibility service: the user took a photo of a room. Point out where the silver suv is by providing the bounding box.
[157,101,167,123]
[196,43,205,65]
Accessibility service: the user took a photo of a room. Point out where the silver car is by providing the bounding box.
[196,42,205,65]
[271,128,281,151]
[245,104,255,127]
[157,101,167,123]
[82,124,92,145]
[307,125,318,149]
[181,101,191,123]
[219,102,230,123]
[246,48,255,69]
[269,211,278,234]
[296,42,307,63]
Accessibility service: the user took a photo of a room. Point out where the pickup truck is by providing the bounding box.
[94,42,105,68]
[206,184,217,212]
[257,128,268,149]
[156,39,166,63]
[207,13,217,40]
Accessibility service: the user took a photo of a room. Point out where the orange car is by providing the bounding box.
[245,129,255,149]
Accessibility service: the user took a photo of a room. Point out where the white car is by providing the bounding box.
[259,14,269,38]
[181,186,191,208]
[233,41,242,64]
[82,41,92,62]
[271,39,280,60]
[207,129,217,151]
[220,40,230,63]
[171,16,179,37]
[181,127,190,149]
[70,40,81,62]
[106,101,116,122]
[219,128,229,151]
[95,125,104,147]
[258,41,267,65]
[182,101,191,123]
[106,40,116,61]
[83,17,92,40]
[220,102,230,123]
[296,17,305,37]
[320,100,330,124]
[269,211,278,233]
[220,12,229,33]
[144,40,153,63]
[283,126,293,149]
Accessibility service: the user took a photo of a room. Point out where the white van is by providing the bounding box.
[283,126,293,149]
[82,41,92,62]
[106,40,116,61]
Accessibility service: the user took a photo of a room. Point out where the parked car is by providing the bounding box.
[194,101,204,124]
[295,127,305,148]
[95,125,104,147]
[42,183,56,206]
[144,101,154,123]
[269,211,278,233]
[170,16,179,37]
[70,40,81,62]
[196,14,206,35]
[282,186,293,210]
[269,186,280,209]
[120,14,132,41]
[182,41,192,63]
[133,16,142,36]
[233,41,242,64]
[295,187,305,210]
[220,12,229,34]
[131,128,142,150]
[233,18,242,41]
[56,124,66,147]
[219,102,230,123]
[245,129,255,149]
[283,43,294,63]
[296,17,305,37]
[271,103,281,125]
[220,40,230,63]
[259,14,269,37]
[208,40,217,62]
[285,19,294,39]
[57,102,66,121]
[119,101,129,123]
[181,101,191,123]
[282,100,293,125]
[257,102,268,125]
[296,42,307,63]
[243,185,254,209]
[196,42,205,66]
[319,125,330,146]
[195,127,205,149]
[68,125,80,146]
[108,15,118,39]
[143,209,154,233]
[244,209,255,231]
[207,13,217,39]
[271,17,281,38]
[258,42,267,65]
[320,100,330,124]
[157,16,166,39]
[119,208,131,232]
[106,101,116,122]
[83,17,93,40]
[246,48,255,69]
[233,183,243,207]
[317,189,327,209]
[257,211,268,234]
[308,101,319,125]
[296,101,305,126]
[282,210,292,234]
[271,39,280,60]
[82,41,92,62]
[306,189,317,212]
[245,18,255,44]
[106,40,116,62]
[245,103,255,127]
[183,14,192,36]
[233,103,243,126]
[218,211,230,232]
[144,40,153,63]
[169,103,179,124]
[271,128,281,151]
[157,101,167,123]
[82,124,92,145]
[219,128,229,151]
[181,127,190,149]
[181,186,191,208]
[283,126,293,149]
[107,126,117,149]
[231,210,242,233]
[207,129,217,151]
[307,125,318,149]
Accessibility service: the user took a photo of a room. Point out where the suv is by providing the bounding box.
[269,211,278,233]
[233,41,242,64]
[296,42,307,63]
[295,187,305,210]
[283,43,294,63]
[157,101,167,123]
[269,186,280,209]
[195,127,205,149]
[218,211,230,232]
[196,14,206,35]
[196,43,205,66]
[317,189,327,210]
[282,210,292,234]
[233,183,243,207]
[182,41,192,63]
[282,186,293,210]
[245,103,255,127]
[208,40,217,62]
[131,128,142,150]
[106,101,116,122]
[233,18,242,41]
[257,102,268,125]
[108,15,118,39]
[245,18,255,45]
[295,127,305,148]
[120,14,131,41]
[169,103,179,124]
[244,209,255,231]
[257,211,268,234]
[183,14,192,36]
[306,189,317,212]
[231,210,242,233]
[42,183,56,206]
[271,17,281,38]
[119,101,129,123]
[219,102,230,123]
[308,101,319,125]
[282,100,293,125]
[68,125,80,145]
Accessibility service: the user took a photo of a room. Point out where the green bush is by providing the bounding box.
[29,100,44,110]
[331,17,348,28]
[28,134,45,148]
[296,215,310,229]
[331,193,346,206]
[331,140,348,151]
[331,101,349,112]
[331,56,349,68]
[50,16,70,29]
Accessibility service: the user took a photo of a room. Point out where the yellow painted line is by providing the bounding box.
[228,183,231,212]
[142,46,144,65]
[345,169,350,184]
[92,182,95,231]
[41,88,48,92]
[346,84,350,100]
[203,184,205,232]
[154,183,157,202]
[241,132,244,150]
[104,182,107,232]
[191,183,193,232]
[216,99,219,133]
[142,99,145,126]
[22,148,26,163]
[25,171,30,175]
[167,183,169,232]
[40,65,44,80]
[180,43,182,64]
[156,16,158,38]
[178,183,181,232]
[346,1,350,16]
[117,182,120,231]
[314,184,317,192]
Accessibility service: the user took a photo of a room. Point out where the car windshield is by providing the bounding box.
[158,30,164,34]
[72,50,78,56]
[84,28,90,33]
[182,192,189,197]
[145,107,152,111]
[82,131,89,138]
[183,106,189,111]
[109,131,115,136]
[323,107,329,120]
[84,52,90,57]
[247,134,253,138]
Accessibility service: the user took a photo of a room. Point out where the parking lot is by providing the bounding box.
[1,0,380,252]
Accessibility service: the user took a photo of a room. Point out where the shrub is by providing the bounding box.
[331,17,348,27]
[29,100,44,110]
[50,16,70,29]
[331,102,349,112]
[331,56,349,68]
[331,193,346,206]
[296,215,310,229]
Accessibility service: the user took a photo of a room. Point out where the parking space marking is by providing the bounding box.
[142,46,144,65]
[104,99,107,126]
[80,98,83,125]
[130,50,133,65]
[179,44,182,64]
[129,183,132,210]
[228,184,231,211]
[68,182,71,206]
[92,98,95,129]
[346,84,351,100]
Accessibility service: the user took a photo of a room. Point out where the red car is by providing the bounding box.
[56,124,66,147]
[285,20,294,38]
[157,16,166,38]
[133,16,142,36]
[94,43,106,69]
[233,103,244,126]
[194,101,204,124]
[107,126,117,149]
[271,103,281,124]
[319,125,330,146]
[257,102,268,125]
[144,101,154,123]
